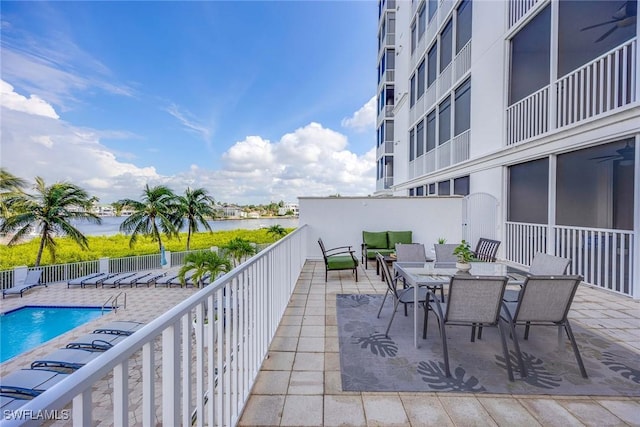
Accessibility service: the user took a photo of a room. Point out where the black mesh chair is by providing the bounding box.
[472,238,501,262]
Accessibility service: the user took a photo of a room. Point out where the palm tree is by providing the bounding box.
[178,250,232,287]
[266,224,287,241]
[222,237,257,267]
[0,177,101,266]
[0,168,28,217]
[174,187,217,251]
[118,184,179,252]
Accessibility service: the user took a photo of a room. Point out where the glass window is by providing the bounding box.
[427,44,438,87]
[454,78,471,135]
[377,124,384,147]
[416,120,425,157]
[428,0,437,22]
[411,23,417,53]
[426,110,436,152]
[385,85,395,106]
[438,97,451,145]
[418,3,426,39]
[385,120,394,141]
[438,180,451,195]
[410,74,416,107]
[456,0,472,53]
[508,158,549,224]
[558,0,636,77]
[416,186,425,196]
[409,128,415,161]
[417,60,425,98]
[454,176,470,195]
[509,5,550,105]
[557,139,635,229]
[428,183,436,194]
[409,188,415,196]
[440,20,453,72]
[387,49,395,70]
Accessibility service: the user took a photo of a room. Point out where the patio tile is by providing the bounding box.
[300,325,325,337]
[594,399,640,425]
[438,396,498,427]
[268,336,299,352]
[518,398,590,427]
[561,400,631,426]
[276,324,302,337]
[324,352,341,371]
[237,395,285,426]
[400,394,454,426]
[293,352,324,371]
[323,395,366,426]
[280,315,304,326]
[362,394,409,426]
[478,397,542,426]
[262,351,295,371]
[288,370,324,394]
[281,395,323,426]
[302,315,325,326]
[251,370,291,394]
[297,337,326,352]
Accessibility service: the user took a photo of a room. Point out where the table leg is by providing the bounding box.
[414,283,419,348]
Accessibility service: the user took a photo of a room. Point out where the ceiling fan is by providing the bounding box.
[589,141,635,163]
[580,1,637,42]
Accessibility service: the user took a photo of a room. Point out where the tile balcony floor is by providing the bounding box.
[238,260,640,427]
[1,261,639,426]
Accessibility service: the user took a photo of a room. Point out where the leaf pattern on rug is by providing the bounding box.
[338,294,372,308]
[495,351,562,389]
[416,360,486,392]
[341,365,381,390]
[601,351,640,384]
[352,333,398,357]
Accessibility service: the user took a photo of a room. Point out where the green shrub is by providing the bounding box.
[0,228,294,270]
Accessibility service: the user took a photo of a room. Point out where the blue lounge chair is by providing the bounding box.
[135,270,167,287]
[31,348,101,372]
[154,271,180,287]
[116,271,152,287]
[0,369,69,399]
[2,270,45,299]
[82,273,119,288]
[101,272,137,288]
[0,394,27,411]
[67,272,104,288]
[66,333,128,351]
[93,320,144,336]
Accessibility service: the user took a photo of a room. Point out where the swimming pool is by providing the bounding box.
[0,306,107,363]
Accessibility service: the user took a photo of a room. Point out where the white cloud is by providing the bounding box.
[0,83,375,205]
[0,80,59,118]
[166,104,213,144]
[341,96,376,132]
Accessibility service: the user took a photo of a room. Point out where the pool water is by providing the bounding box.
[0,306,106,363]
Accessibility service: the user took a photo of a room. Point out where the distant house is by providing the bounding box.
[278,202,299,216]
[219,206,244,218]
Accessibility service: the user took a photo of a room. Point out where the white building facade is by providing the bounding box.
[376,0,639,297]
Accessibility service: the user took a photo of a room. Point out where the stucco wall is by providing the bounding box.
[299,196,464,260]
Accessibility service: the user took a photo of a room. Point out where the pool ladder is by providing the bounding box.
[102,292,126,314]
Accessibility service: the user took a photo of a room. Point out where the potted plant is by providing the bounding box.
[453,240,474,271]
[437,237,447,244]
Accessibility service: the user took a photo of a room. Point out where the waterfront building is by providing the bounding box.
[376,0,639,296]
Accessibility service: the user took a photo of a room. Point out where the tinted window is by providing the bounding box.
[508,158,549,224]
[456,0,472,53]
[427,44,438,86]
[440,20,453,71]
[417,60,426,98]
[416,120,425,157]
[454,78,471,135]
[426,110,436,152]
[438,97,451,145]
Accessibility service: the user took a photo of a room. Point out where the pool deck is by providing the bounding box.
[1,262,639,426]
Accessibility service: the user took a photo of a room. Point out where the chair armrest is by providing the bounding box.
[425,289,445,319]
[325,245,353,255]
[326,250,356,257]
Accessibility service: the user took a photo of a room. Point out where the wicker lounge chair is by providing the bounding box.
[2,270,44,299]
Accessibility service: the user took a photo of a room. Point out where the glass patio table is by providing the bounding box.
[394,261,528,348]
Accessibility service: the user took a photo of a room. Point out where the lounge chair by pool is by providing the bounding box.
[67,272,104,288]
[2,270,45,299]
[135,271,167,287]
[0,369,69,399]
[82,273,119,288]
[93,320,144,336]
[101,272,137,288]
[66,333,128,351]
[31,348,101,372]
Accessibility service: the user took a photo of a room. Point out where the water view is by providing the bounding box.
[73,216,299,237]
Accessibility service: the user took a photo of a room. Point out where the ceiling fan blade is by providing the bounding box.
[589,154,619,160]
[595,25,618,42]
[580,19,618,31]
[598,157,621,163]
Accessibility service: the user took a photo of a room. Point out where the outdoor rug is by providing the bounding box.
[337,294,640,395]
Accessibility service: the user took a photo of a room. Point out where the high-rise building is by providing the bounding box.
[378,0,639,294]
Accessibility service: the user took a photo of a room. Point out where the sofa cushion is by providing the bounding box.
[363,231,388,249]
[388,231,412,248]
[327,255,358,269]
[365,248,395,259]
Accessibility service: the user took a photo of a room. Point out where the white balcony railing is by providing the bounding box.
[507,38,636,145]
[438,62,453,97]
[556,38,636,128]
[451,129,470,163]
[506,85,550,145]
[109,253,161,273]
[454,41,472,81]
[437,140,451,168]
[505,221,635,297]
[508,0,541,28]
[7,226,308,427]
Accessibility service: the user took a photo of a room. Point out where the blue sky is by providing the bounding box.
[1,1,378,204]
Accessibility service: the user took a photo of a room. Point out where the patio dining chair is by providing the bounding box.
[377,253,429,337]
[503,253,572,302]
[472,238,501,262]
[433,243,458,267]
[318,238,359,282]
[501,274,587,378]
[424,275,516,381]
